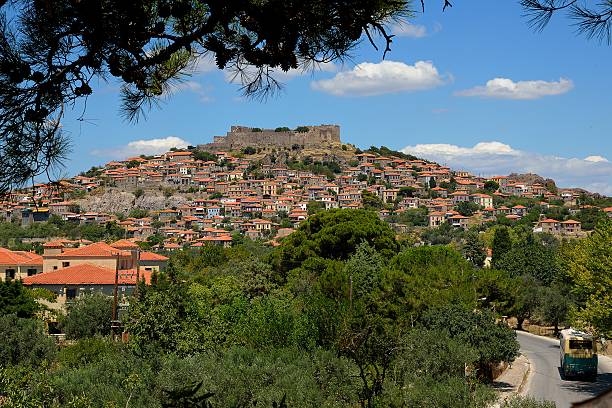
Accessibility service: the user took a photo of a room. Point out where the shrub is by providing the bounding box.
[0,315,56,366]
[61,294,113,339]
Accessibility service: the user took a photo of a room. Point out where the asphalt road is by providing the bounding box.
[517,331,612,408]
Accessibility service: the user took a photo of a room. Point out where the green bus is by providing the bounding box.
[559,328,598,380]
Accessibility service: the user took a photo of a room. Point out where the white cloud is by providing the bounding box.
[401,142,612,195]
[92,136,191,159]
[192,53,218,74]
[311,60,447,96]
[169,80,212,102]
[584,155,609,163]
[391,22,427,38]
[456,77,573,100]
[389,21,442,38]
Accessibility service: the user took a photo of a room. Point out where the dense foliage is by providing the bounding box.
[61,294,113,340]
[0,218,125,249]
[0,209,534,407]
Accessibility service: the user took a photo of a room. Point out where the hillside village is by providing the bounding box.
[1,125,611,295]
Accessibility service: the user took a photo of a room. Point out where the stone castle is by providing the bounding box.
[197,125,341,152]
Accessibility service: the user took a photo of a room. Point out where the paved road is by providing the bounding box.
[517,331,612,408]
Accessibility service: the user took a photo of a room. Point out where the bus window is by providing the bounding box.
[569,340,592,350]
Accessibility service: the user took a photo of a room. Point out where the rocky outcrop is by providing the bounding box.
[77,188,189,214]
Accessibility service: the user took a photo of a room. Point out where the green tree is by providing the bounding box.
[361,190,384,211]
[421,304,519,380]
[125,160,140,169]
[491,227,512,269]
[126,279,192,354]
[510,275,541,331]
[398,186,416,198]
[495,235,561,285]
[575,207,607,231]
[0,314,56,366]
[484,181,499,193]
[241,146,257,155]
[462,232,486,267]
[397,207,428,227]
[193,150,218,162]
[133,188,145,199]
[457,201,480,216]
[306,200,325,215]
[537,284,572,335]
[270,209,398,275]
[0,280,38,318]
[61,294,113,339]
[563,219,612,336]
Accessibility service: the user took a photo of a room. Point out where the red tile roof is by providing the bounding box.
[139,251,169,261]
[55,242,131,258]
[22,264,151,285]
[560,219,580,224]
[0,248,43,266]
[111,239,139,250]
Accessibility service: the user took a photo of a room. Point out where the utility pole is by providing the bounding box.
[134,248,141,296]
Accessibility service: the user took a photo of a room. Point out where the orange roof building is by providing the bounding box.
[0,248,43,281]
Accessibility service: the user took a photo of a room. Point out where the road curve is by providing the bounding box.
[517,331,612,408]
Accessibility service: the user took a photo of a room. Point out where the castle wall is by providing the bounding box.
[198,125,341,152]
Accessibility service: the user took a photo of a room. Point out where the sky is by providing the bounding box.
[58,0,612,195]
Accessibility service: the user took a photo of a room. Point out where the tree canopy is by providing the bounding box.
[270,208,398,274]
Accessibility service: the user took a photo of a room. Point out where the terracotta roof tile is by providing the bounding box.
[23,263,150,285]
[55,242,131,258]
[139,251,169,261]
[0,248,43,266]
[111,239,139,249]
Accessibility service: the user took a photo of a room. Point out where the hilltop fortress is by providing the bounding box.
[197,125,341,152]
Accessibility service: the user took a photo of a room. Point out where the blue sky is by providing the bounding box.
[59,0,612,194]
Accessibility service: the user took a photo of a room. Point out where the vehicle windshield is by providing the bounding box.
[569,339,593,350]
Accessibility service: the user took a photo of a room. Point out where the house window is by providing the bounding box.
[5,269,16,280]
[66,288,76,299]
[53,266,58,270]
[27,268,37,276]
[62,262,70,268]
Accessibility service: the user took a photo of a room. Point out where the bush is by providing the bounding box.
[129,208,149,219]
[61,294,112,339]
[0,315,56,366]
[0,280,38,318]
[241,146,257,155]
[421,304,519,380]
[58,337,121,368]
